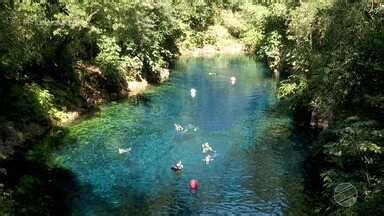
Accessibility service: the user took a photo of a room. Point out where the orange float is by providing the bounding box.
[189,179,199,191]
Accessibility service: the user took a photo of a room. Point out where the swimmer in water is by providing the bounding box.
[190,88,197,98]
[202,154,214,165]
[174,123,184,132]
[202,142,214,153]
[171,160,184,172]
[187,124,198,132]
[230,76,236,85]
[118,147,131,154]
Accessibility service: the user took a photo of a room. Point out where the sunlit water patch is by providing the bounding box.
[53,55,311,215]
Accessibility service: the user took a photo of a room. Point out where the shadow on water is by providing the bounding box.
[0,92,158,216]
[238,103,317,215]
[1,154,76,215]
[0,128,116,216]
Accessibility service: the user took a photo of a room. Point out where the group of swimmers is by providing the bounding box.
[202,142,215,165]
[116,75,236,189]
[171,75,236,172]
[170,142,216,172]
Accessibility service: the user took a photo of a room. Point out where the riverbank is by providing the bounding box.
[0,65,166,157]
[0,33,244,160]
[0,62,172,215]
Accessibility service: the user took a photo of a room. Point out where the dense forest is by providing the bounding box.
[0,0,383,215]
[253,1,384,214]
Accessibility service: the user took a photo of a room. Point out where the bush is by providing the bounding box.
[241,28,264,53]
[220,10,246,38]
[258,1,384,214]
[263,3,288,36]
[173,1,215,32]
[239,4,269,29]
[258,31,284,73]
[0,3,49,79]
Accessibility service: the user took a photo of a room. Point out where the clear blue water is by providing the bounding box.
[53,56,309,215]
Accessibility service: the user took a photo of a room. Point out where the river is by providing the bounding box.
[53,55,310,215]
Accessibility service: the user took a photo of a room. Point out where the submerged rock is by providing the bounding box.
[127,79,149,96]
[143,68,170,84]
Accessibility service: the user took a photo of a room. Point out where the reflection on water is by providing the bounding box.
[53,55,311,215]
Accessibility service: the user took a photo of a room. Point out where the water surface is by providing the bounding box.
[54,56,309,215]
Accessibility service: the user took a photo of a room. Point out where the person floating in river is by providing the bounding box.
[230,76,236,85]
[208,72,217,76]
[175,123,198,134]
[202,154,214,165]
[174,123,184,132]
[171,160,183,172]
[190,88,197,98]
[186,124,199,132]
[118,147,131,154]
[202,142,215,153]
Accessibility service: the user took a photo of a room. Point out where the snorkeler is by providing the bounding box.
[202,154,214,165]
[175,123,198,134]
[201,142,215,154]
[174,123,184,132]
[230,76,236,85]
[118,147,131,154]
[171,160,184,172]
[190,88,197,98]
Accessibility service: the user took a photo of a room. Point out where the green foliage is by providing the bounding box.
[251,0,384,213]
[237,5,268,53]
[278,74,308,101]
[262,3,289,36]
[241,28,264,52]
[4,84,49,122]
[0,0,233,135]
[240,4,269,28]
[26,83,76,122]
[0,0,184,83]
[259,31,285,73]
[95,35,125,91]
[3,0,383,214]
[173,0,215,32]
[173,0,226,51]
[0,0,188,112]
[238,3,288,61]
[219,10,246,38]
[0,3,50,79]
[319,117,384,214]
[0,1,257,215]
[28,84,54,115]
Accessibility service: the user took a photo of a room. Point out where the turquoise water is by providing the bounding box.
[54,56,309,215]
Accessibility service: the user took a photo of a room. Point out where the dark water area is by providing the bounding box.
[51,55,312,215]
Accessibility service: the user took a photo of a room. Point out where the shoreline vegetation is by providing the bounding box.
[1,0,383,215]
[0,1,250,214]
[0,1,250,159]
